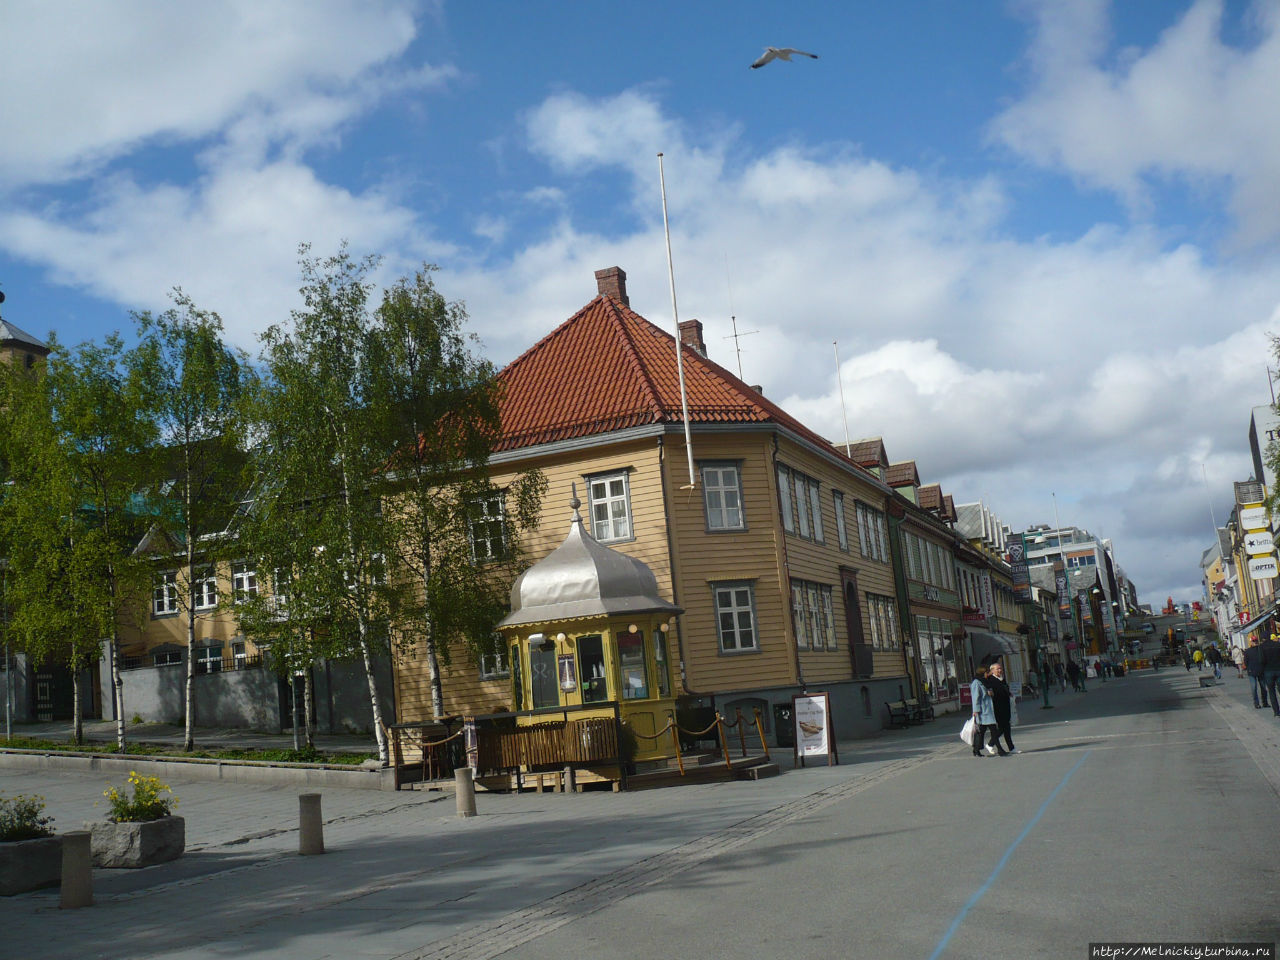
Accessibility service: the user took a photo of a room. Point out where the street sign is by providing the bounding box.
[1245,530,1275,555]
[1240,506,1268,531]
[1248,554,1278,580]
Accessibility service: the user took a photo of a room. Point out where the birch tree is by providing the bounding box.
[134,294,255,752]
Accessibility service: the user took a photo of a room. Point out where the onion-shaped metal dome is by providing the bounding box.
[498,493,681,628]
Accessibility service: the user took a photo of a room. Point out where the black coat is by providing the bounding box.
[984,674,1013,718]
[1244,644,1264,677]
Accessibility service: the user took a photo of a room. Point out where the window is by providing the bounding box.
[196,644,223,674]
[807,480,823,543]
[702,463,745,531]
[469,492,507,562]
[833,491,849,551]
[529,642,559,708]
[152,648,182,667]
[232,562,258,603]
[654,629,672,698]
[866,593,900,651]
[777,465,795,533]
[577,635,608,703]
[588,472,632,541]
[777,464,823,541]
[478,636,509,679]
[232,641,247,669]
[193,569,218,610]
[856,502,888,562]
[617,631,650,700]
[713,581,758,653]
[153,572,177,616]
[791,579,836,651]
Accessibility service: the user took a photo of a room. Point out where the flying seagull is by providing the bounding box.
[750,47,819,69]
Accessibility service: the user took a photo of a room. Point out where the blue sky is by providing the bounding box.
[2,0,1278,605]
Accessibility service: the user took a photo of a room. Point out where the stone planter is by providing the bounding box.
[0,835,62,895]
[85,816,185,869]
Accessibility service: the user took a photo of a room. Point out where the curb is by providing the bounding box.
[0,748,396,792]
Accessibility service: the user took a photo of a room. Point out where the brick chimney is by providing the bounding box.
[594,266,629,306]
[679,319,706,357]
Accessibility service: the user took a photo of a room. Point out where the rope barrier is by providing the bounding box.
[418,729,465,749]
[630,721,676,741]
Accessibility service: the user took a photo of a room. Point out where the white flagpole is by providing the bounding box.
[658,152,697,490]
[834,340,851,456]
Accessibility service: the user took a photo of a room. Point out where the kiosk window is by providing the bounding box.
[654,631,671,697]
[618,632,649,700]
[577,635,608,703]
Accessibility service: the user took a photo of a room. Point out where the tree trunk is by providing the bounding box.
[183,547,197,752]
[71,666,83,745]
[110,634,126,752]
[304,668,316,749]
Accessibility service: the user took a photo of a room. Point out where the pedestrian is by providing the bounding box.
[1066,659,1080,691]
[1233,644,1246,678]
[969,665,1007,757]
[1260,632,1280,718]
[1244,635,1268,709]
[1193,648,1204,671]
[1207,643,1223,680]
[1183,649,1192,671]
[1054,661,1066,693]
[985,661,1019,754]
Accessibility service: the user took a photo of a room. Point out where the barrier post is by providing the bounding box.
[60,831,93,909]
[455,767,477,818]
[299,794,325,855]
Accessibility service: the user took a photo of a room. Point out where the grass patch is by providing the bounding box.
[0,736,376,766]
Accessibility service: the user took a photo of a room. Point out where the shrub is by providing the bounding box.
[103,772,178,823]
[0,794,55,842]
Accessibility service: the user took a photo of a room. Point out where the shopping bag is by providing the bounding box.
[1010,701,1020,726]
[960,716,976,746]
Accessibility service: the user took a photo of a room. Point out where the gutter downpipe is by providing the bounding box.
[770,435,805,693]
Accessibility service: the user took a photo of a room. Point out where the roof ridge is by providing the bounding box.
[607,300,666,422]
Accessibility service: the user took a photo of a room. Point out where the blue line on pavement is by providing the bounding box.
[927,750,1092,960]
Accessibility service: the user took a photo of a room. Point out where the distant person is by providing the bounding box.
[1066,659,1081,692]
[1233,644,1246,678]
[1054,661,1066,693]
[970,666,1007,757]
[1207,644,1223,680]
[1193,648,1204,672]
[1244,636,1268,710]
[984,661,1019,754]
[1183,649,1192,671]
[1261,633,1280,718]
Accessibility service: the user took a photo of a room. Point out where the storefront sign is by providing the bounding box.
[979,571,996,621]
[1248,555,1278,580]
[792,691,838,767]
[1245,530,1275,555]
[1054,562,1071,620]
[1240,506,1268,531]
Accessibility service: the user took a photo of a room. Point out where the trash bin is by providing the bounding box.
[773,702,794,748]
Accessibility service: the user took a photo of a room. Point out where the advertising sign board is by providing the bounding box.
[792,691,838,767]
[1245,530,1275,556]
[1248,555,1278,580]
[1241,506,1268,531]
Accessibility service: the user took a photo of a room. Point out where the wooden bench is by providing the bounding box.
[885,700,911,728]
[915,697,936,721]
[904,698,932,723]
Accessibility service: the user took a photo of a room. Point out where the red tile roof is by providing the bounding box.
[884,461,920,488]
[942,494,957,523]
[495,294,859,470]
[846,438,888,470]
[918,483,943,511]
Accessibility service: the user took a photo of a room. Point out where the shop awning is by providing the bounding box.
[967,630,1020,665]
[1233,605,1277,639]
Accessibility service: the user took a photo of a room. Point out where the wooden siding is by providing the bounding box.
[394,438,674,723]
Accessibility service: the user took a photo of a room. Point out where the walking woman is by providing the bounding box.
[970,665,1008,757]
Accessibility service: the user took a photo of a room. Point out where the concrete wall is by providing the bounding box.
[105,655,395,735]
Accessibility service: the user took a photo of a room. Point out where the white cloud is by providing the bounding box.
[0,0,440,187]
[990,0,1280,244]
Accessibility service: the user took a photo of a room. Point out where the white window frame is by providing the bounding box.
[702,463,745,531]
[833,491,849,551]
[193,568,218,611]
[856,502,888,563]
[232,641,247,669]
[587,471,633,542]
[232,561,258,603]
[197,644,223,674]
[479,635,510,679]
[469,492,508,562]
[791,582,809,649]
[713,581,758,653]
[777,464,795,533]
[153,571,178,616]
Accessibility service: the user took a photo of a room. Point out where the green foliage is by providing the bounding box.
[102,772,178,823]
[2,736,374,765]
[0,794,55,842]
